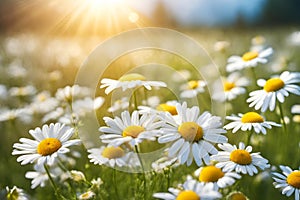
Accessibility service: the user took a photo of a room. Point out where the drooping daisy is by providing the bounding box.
[247,71,300,112]
[212,72,249,102]
[6,186,30,200]
[180,80,206,98]
[99,110,164,147]
[157,102,228,166]
[272,165,300,200]
[194,165,241,190]
[211,142,270,176]
[12,123,81,166]
[100,73,167,95]
[87,146,129,167]
[224,112,281,134]
[226,47,273,72]
[153,179,221,200]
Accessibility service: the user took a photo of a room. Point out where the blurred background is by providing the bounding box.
[0,0,300,36]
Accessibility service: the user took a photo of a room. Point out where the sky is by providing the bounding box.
[129,0,268,26]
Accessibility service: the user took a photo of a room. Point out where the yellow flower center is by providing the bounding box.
[229,192,247,200]
[178,122,203,142]
[118,73,146,82]
[199,166,225,182]
[287,171,300,188]
[242,51,258,61]
[263,78,284,92]
[188,80,199,89]
[156,104,178,115]
[37,94,47,102]
[37,138,62,156]
[224,82,236,92]
[176,190,200,200]
[101,147,125,159]
[122,125,145,138]
[230,149,252,165]
[241,112,264,123]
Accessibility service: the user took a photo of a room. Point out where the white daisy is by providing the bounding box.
[108,97,130,113]
[87,146,129,167]
[226,47,273,72]
[100,73,167,95]
[180,80,206,98]
[151,156,179,173]
[9,85,36,97]
[153,179,221,200]
[250,35,266,52]
[78,191,96,200]
[213,41,230,52]
[211,142,270,176]
[138,100,179,116]
[194,165,241,190]
[272,165,300,200]
[247,71,300,112]
[25,164,62,189]
[226,191,249,200]
[99,110,164,147]
[55,85,91,102]
[224,112,281,134]
[6,186,30,200]
[42,107,64,123]
[28,91,59,114]
[291,104,300,123]
[157,102,228,166]
[212,72,249,102]
[0,108,31,123]
[172,69,191,82]
[12,123,81,166]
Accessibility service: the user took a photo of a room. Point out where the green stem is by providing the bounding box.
[113,168,120,200]
[278,103,287,134]
[143,88,148,104]
[44,164,64,200]
[133,90,138,110]
[250,67,257,82]
[134,145,146,199]
[246,130,254,146]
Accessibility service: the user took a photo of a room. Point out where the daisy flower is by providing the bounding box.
[25,164,62,189]
[212,72,249,102]
[224,112,281,134]
[153,179,221,200]
[272,165,300,200]
[157,102,228,166]
[247,71,300,112]
[138,100,179,116]
[6,186,30,200]
[87,146,129,167]
[211,142,270,176]
[108,97,130,113]
[226,47,273,72]
[9,85,36,97]
[99,110,164,147]
[226,191,249,200]
[55,85,91,102]
[291,104,300,123]
[100,73,167,94]
[194,165,241,190]
[78,191,96,200]
[12,123,81,166]
[0,108,31,123]
[180,80,206,98]
[151,156,179,173]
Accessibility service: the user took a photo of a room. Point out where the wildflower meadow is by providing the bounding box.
[1,24,300,200]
